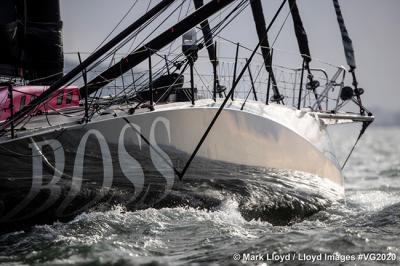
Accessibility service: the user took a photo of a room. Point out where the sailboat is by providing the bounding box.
[0,0,373,233]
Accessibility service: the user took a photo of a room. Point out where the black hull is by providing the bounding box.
[0,141,337,234]
[0,155,336,234]
[0,102,343,233]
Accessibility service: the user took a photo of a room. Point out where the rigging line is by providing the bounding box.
[10,89,39,97]
[341,121,371,170]
[116,72,149,98]
[237,53,270,104]
[131,2,225,80]
[241,61,257,110]
[0,123,70,158]
[152,50,184,73]
[94,0,139,52]
[111,72,157,107]
[148,0,247,81]
[18,110,35,129]
[247,63,266,102]
[134,51,185,88]
[86,62,182,117]
[177,0,243,42]
[5,89,64,131]
[1,1,177,134]
[178,0,288,181]
[101,56,173,102]
[271,0,295,48]
[96,57,185,113]
[0,137,60,157]
[182,87,192,100]
[124,68,169,97]
[163,0,248,89]
[127,0,153,52]
[87,49,171,102]
[196,0,241,29]
[25,71,65,84]
[87,80,106,113]
[44,108,53,127]
[100,6,188,93]
[112,47,179,95]
[127,8,245,99]
[84,3,166,79]
[121,117,181,176]
[121,1,245,99]
[91,26,143,69]
[213,32,343,70]
[208,0,249,38]
[167,0,186,56]
[185,0,193,17]
[87,0,244,109]
[155,61,190,104]
[147,47,183,67]
[130,1,187,53]
[45,106,84,118]
[175,0,248,50]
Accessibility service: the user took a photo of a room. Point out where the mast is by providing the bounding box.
[1,0,176,131]
[81,0,236,98]
[250,0,283,103]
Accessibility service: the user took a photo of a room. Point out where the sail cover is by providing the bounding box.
[0,0,18,77]
[0,0,64,84]
[288,0,311,62]
[332,0,356,69]
[22,0,64,84]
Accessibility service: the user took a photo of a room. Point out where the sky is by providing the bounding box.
[60,0,400,112]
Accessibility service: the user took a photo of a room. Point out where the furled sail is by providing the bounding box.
[0,0,19,77]
[288,0,311,62]
[0,0,64,84]
[22,0,64,84]
[332,0,356,69]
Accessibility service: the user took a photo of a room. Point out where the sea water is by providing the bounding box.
[0,126,399,265]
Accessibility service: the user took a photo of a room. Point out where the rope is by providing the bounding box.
[94,0,139,52]
[90,0,248,108]
[127,0,152,52]
[341,121,371,170]
[178,0,288,181]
